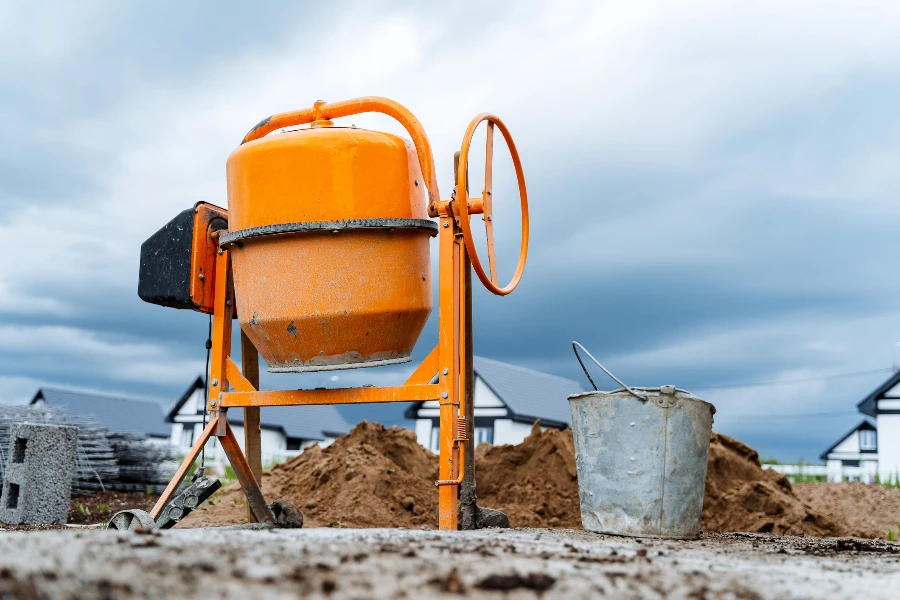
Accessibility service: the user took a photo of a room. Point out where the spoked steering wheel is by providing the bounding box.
[456,114,530,296]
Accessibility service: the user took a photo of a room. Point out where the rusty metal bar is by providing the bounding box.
[219,384,441,407]
[215,408,228,437]
[219,422,275,525]
[240,330,263,492]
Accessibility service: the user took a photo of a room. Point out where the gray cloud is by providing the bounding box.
[3,1,900,461]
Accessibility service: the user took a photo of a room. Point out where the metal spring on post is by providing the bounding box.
[455,417,468,441]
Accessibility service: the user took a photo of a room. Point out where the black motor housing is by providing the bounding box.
[138,208,196,310]
[138,203,228,312]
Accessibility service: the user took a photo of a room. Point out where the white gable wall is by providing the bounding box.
[883,383,900,398]
[877,414,900,480]
[494,419,543,446]
[829,431,861,456]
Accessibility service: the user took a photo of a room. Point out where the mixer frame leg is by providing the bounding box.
[149,416,220,520]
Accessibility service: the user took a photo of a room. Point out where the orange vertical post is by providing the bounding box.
[208,249,233,429]
[438,216,460,530]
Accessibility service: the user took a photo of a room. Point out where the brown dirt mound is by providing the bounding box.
[702,433,839,536]
[793,482,900,539]
[182,422,438,528]
[474,421,581,528]
[182,421,841,537]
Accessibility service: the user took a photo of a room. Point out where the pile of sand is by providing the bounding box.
[702,433,838,536]
[475,422,581,528]
[183,422,438,528]
[474,426,837,536]
[794,482,900,539]
[184,421,855,538]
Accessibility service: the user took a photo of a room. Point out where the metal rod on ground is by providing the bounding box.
[241,329,263,522]
[455,149,477,530]
[458,248,477,530]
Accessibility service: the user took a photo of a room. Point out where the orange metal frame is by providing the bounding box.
[151,97,528,531]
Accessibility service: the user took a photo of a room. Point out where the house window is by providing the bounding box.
[429,427,440,453]
[287,438,304,451]
[181,426,194,448]
[428,425,493,451]
[842,459,860,468]
[859,430,877,451]
[474,427,493,445]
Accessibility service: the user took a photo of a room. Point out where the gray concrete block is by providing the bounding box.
[0,423,78,525]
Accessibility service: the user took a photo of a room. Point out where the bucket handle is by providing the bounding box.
[572,341,647,401]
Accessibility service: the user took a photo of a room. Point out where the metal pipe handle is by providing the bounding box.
[572,341,647,401]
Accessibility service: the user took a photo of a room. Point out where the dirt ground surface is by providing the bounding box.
[68,491,159,525]
[794,482,900,540]
[0,492,159,531]
[1,526,899,599]
[183,422,879,538]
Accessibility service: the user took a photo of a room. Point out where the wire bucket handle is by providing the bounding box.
[572,341,647,401]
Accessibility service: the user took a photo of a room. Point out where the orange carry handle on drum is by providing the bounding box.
[131,96,529,531]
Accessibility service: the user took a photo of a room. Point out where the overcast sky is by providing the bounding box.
[3,1,900,461]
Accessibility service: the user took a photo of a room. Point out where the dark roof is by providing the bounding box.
[165,377,351,441]
[404,356,584,428]
[857,370,900,417]
[819,420,876,460]
[31,388,170,438]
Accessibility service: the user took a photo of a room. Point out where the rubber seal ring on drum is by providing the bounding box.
[218,218,439,247]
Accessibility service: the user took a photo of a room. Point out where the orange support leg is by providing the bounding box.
[150,417,220,520]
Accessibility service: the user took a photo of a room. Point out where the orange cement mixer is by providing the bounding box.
[132,97,528,531]
[224,122,434,373]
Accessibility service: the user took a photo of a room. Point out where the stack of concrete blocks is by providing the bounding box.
[0,423,78,525]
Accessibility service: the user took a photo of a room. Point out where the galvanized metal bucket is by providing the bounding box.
[567,342,715,539]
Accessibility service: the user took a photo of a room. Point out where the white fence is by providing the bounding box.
[765,463,873,483]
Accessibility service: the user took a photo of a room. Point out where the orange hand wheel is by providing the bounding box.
[456,113,530,296]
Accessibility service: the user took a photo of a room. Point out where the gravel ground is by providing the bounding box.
[0,527,898,599]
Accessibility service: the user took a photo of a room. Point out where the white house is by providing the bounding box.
[820,370,900,482]
[166,377,351,461]
[819,421,878,483]
[404,356,584,452]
